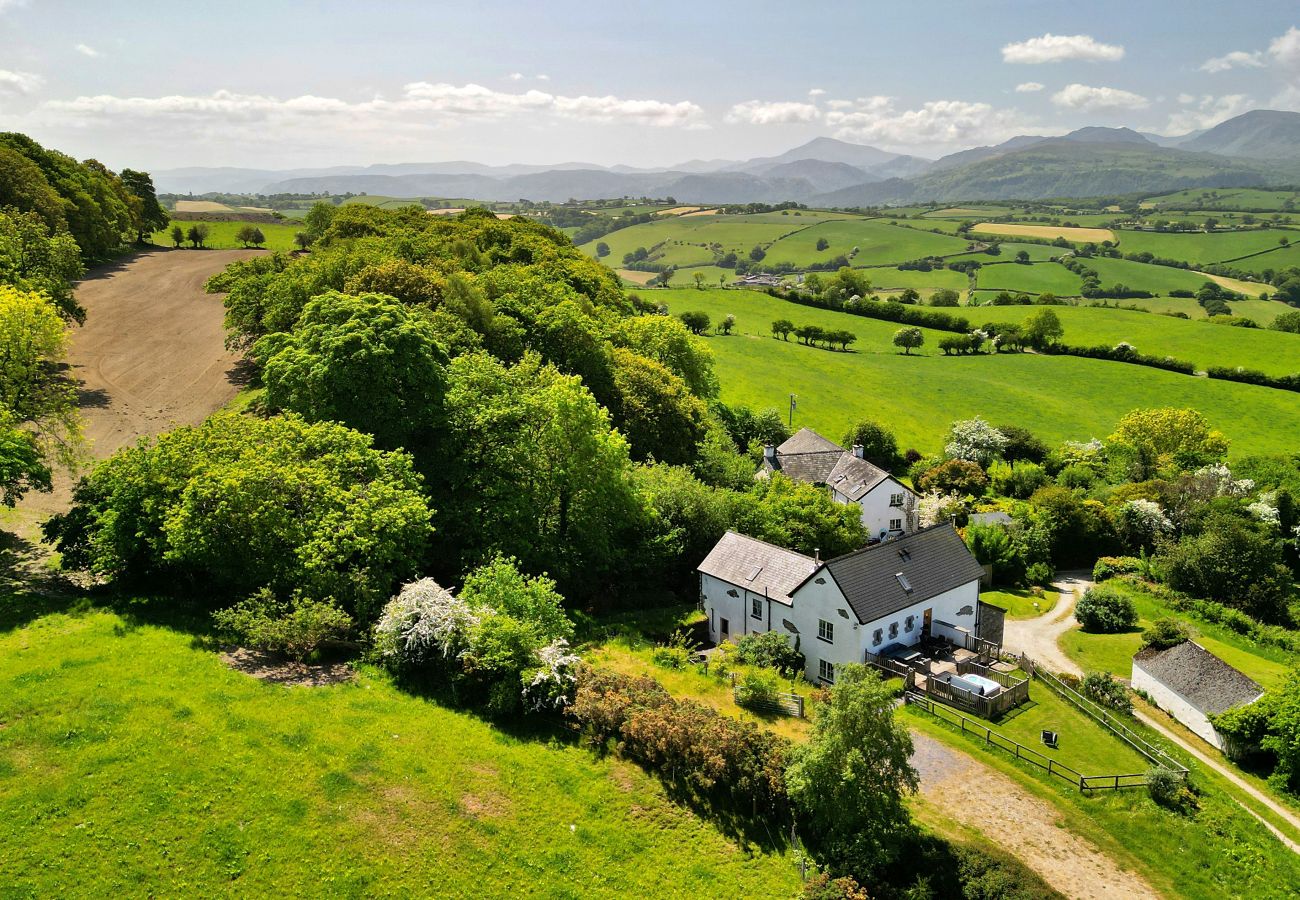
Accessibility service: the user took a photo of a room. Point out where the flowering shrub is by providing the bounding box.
[918,491,966,528]
[944,417,1008,466]
[373,578,478,670]
[522,640,582,711]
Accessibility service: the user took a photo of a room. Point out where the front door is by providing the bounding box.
[719,617,730,641]
[922,608,932,639]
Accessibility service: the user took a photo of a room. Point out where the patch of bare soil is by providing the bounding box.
[912,731,1159,899]
[220,647,355,687]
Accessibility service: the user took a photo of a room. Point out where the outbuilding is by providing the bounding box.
[1131,640,1264,752]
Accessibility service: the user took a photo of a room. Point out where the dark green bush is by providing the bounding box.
[1074,586,1138,633]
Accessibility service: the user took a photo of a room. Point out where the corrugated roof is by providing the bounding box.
[826,454,891,501]
[1132,640,1264,716]
[815,524,985,624]
[697,531,817,603]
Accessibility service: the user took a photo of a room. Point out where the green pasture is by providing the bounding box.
[0,595,797,896]
[1105,295,1288,323]
[765,219,972,267]
[973,262,1082,295]
[579,212,842,268]
[987,243,1065,262]
[660,288,1300,457]
[968,303,1300,377]
[859,266,968,294]
[149,220,303,251]
[1144,188,1300,212]
[1114,228,1299,265]
[1081,256,1243,295]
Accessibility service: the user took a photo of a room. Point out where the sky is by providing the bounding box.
[2,1,1300,172]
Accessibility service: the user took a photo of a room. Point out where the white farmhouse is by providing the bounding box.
[760,428,916,540]
[1131,641,1264,752]
[697,523,996,684]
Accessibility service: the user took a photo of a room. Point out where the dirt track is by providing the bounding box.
[18,247,256,525]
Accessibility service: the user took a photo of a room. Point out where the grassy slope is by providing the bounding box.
[764,219,971,267]
[974,262,1082,295]
[981,589,1059,620]
[149,221,303,252]
[1110,295,1289,324]
[578,212,845,269]
[0,599,797,897]
[1082,256,1258,294]
[963,304,1300,376]
[661,288,1300,457]
[1115,228,1298,265]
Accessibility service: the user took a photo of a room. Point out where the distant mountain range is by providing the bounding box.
[154,109,1300,205]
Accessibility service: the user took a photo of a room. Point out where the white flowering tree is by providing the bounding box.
[918,491,966,528]
[374,578,479,669]
[522,639,582,712]
[944,417,1008,466]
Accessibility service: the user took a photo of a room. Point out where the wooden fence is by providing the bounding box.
[906,693,1151,793]
[734,689,804,718]
[867,652,1029,720]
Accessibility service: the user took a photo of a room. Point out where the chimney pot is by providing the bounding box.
[852,444,864,459]
[763,444,776,461]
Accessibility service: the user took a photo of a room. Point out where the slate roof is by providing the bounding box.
[826,454,891,501]
[765,427,848,485]
[697,531,817,604]
[812,523,985,625]
[1132,641,1264,716]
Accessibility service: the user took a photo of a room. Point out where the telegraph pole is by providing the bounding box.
[788,393,796,427]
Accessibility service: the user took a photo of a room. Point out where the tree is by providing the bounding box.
[733,474,868,559]
[1021,307,1064,350]
[0,407,51,505]
[1108,407,1229,481]
[749,245,766,262]
[250,226,266,247]
[293,231,313,251]
[119,168,168,242]
[169,224,184,248]
[693,271,705,289]
[1142,617,1189,650]
[595,241,610,258]
[1270,309,1300,334]
[827,330,856,351]
[945,417,1008,466]
[772,318,795,341]
[995,424,1049,464]
[929,289,960,307]
[252,291,449,451]
[718,313,736,335]
[608,347,708,465]
[459,555,574,643]
[916,458,988,496]
[1074,586,1138,633]
[0,207,86,321]
[678,310,710,335]
[613,315,718,398]
[892,326,923,355]
[898,288,920,305]
[303,201,336,239]
[0,286,77,477]
[186,223,210,248]
[963,522,1025,586]
[44,413,432,620]
[1016,250,1030,263]
[815,237,830,251]
[1160,510,1291,621]
[786,664,918,880]
[235,224,259,248]
[840,421,902,470]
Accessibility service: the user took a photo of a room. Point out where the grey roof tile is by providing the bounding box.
[697,531,817,603]
[827,454,891,501]
[1132,640,1264,716]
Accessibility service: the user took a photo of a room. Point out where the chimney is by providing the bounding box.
[852,443,864,460]
[814,547,820,565]
[763,444,776,462]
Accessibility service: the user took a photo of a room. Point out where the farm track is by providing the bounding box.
[16,247,257,531]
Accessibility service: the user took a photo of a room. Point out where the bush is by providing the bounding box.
[1146,766,1194,811]
[212,589,353,661]
[651,629,697,669]
[1092,556,1141,582]
[734,670,781,708]
[799,874,869,900]
[1142,617,1190,650]
[1075,585,1138,633]
[1025,562,1054,586]
[735,630,804,676]
[917,458,989,497]
[1081,671,1132,714]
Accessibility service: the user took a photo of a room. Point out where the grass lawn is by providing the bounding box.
[1058,582,1297,690]
[660,288,1300,458]
[973,261,1082,295]
[764,219,971,267]
[980,588,1058,620]
[149,221,303,252]
[964,303,1300,377]
[0,594,798,896]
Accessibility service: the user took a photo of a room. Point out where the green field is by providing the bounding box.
[860,266,968,294]
[968,303,1300,376]
[1114,228,1299,265]
[765,219,973,267]
[0,595,797,896]
[1109,295,1290,323]
[150,221,303,251]
[974,262,1082,295]
[663,288,1300,457]
[1081,257,1245,295]
[1144,188,1300,212]
[989,243,1067,262]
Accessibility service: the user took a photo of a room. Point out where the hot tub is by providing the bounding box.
[941,672,1002,697]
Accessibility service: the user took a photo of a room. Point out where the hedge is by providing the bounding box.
[1041,343,1197,375]
[770,289,971,333]
[1205,366,1300,393]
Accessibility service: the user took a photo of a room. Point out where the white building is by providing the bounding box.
[760,428,916,540]
[697,523,994,684]
[1131,641,1264,752]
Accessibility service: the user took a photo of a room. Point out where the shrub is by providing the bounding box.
[917,458,989,497]
[799,874,869,900]
[212,589,353,661]
[1025,562,1053,586]
[1081,671,1132,714]
[1092,556,1141,582]
[1146,766,1194,811]
[1142,617,1190,650]
[1075,585,1138,633]
[734,670,781,708]
[651,629,697,669]
[735,630,804,676]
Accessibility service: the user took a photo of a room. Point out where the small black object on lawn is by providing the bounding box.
[1041,730,1059,749]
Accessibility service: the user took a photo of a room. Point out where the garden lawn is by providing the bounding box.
[663,288,1300,458]
[984,682,1149,776]
[765,219,972,267]
[0,595,798,897]
[149,221,303,252]
[980,589,1058,620]
[973,262,1082,296]
[964,304,1300,377]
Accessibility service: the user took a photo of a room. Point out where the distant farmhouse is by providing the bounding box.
[760,427,918,540]
[698,523,1002,685]
[1131,641,1265,752]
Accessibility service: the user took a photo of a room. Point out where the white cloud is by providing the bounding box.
[1200,50,1264,73]
[1268,26,1300,72]
[34,83,707,133]
[1051,83,1149,111]
[0,68,42,95]
[0,0,30,12]
[825,96,1034,148]
[1014,82,1045,93]
[536,74,550,81]
[1165,94,1253,133]
[507,72,524,81]
[724,99,821,125]
[1002,33,1124,64]
[808,87,826,97]
[75,43,101,58]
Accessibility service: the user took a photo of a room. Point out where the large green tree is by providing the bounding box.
[1108,407,1229,481]
[609,347,708,466]
[119,168,169,242]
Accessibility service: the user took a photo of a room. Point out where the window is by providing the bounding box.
[905,615,915,633]
[889,492,905,507]
[751,597,762,619]
[888,622,899,639]
[817,619,834,643]
[889,518,903,532]
[872,628,883,647]
[818,659,835,684]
